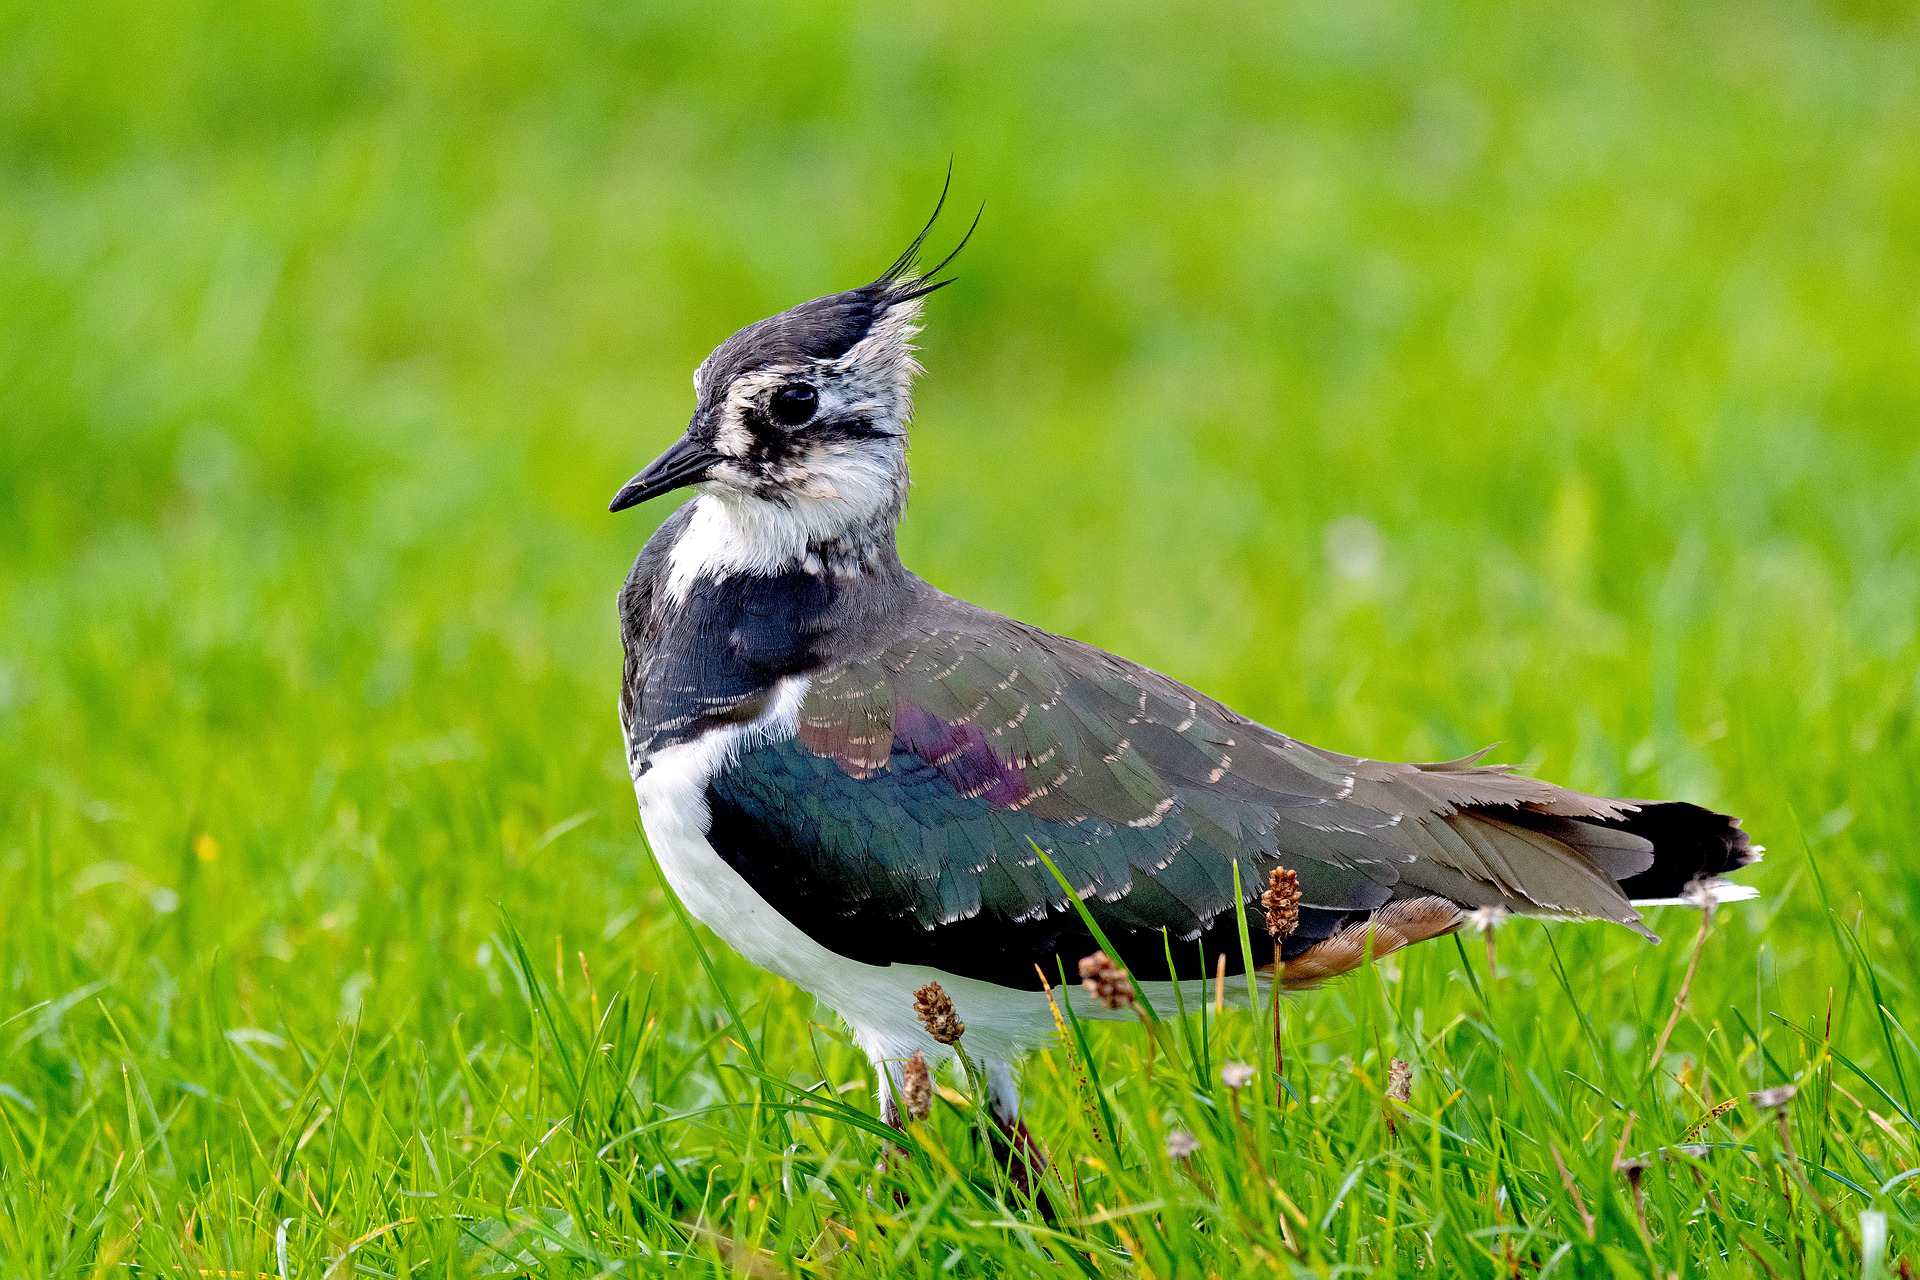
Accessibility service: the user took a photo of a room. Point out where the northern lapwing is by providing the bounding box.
[609,208,1757,1145]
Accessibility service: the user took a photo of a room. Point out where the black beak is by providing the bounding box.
[608,435,723,512]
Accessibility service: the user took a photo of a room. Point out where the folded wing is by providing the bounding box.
[703,595,1749,988]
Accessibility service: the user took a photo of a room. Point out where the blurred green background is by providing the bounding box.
[3,0,1919,1273]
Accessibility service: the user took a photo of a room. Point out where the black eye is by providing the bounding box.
[768,383,817,427]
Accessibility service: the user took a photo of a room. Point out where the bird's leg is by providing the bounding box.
[877,1069,904,1131]
[873,1053,912,1142]
[983,1059,1054,1218]
[868,1050,915,1188]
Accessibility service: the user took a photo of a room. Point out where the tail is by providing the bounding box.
[1490,796,1761,925]
[1594,801,1760,905]
[1299,750,1761,953]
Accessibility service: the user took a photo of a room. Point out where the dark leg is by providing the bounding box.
[869,1051,915,1205]
[984,1060,1055,1219]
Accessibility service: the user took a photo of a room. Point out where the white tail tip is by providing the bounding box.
[1633,880,1760,908]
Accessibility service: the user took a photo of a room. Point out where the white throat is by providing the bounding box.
[663,487,897,606]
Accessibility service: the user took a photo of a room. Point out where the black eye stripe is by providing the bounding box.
[808,419,893,443]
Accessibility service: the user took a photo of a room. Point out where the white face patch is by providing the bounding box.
[699,295,924,463]
[709,366,801,460]
[661,298,924,604]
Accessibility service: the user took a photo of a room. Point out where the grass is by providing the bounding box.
[3,0,1919,1273]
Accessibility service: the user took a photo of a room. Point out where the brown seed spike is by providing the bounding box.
[900,1051,933,1121]
[1078,951,1135,1011]
[1383,1057,1412,1138]
[1386,1058,1412,1103]
[1262,866,1302,940]
[913,981,965,1044]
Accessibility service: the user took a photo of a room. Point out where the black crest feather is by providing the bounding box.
[695,171,980,393]
[875,163,983,304]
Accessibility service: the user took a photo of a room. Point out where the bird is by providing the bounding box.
[609,201,1758,1158]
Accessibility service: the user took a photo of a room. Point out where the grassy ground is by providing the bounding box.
[4,0,1920,1274]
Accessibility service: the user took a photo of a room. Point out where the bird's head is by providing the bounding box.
[610,200,974,560]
